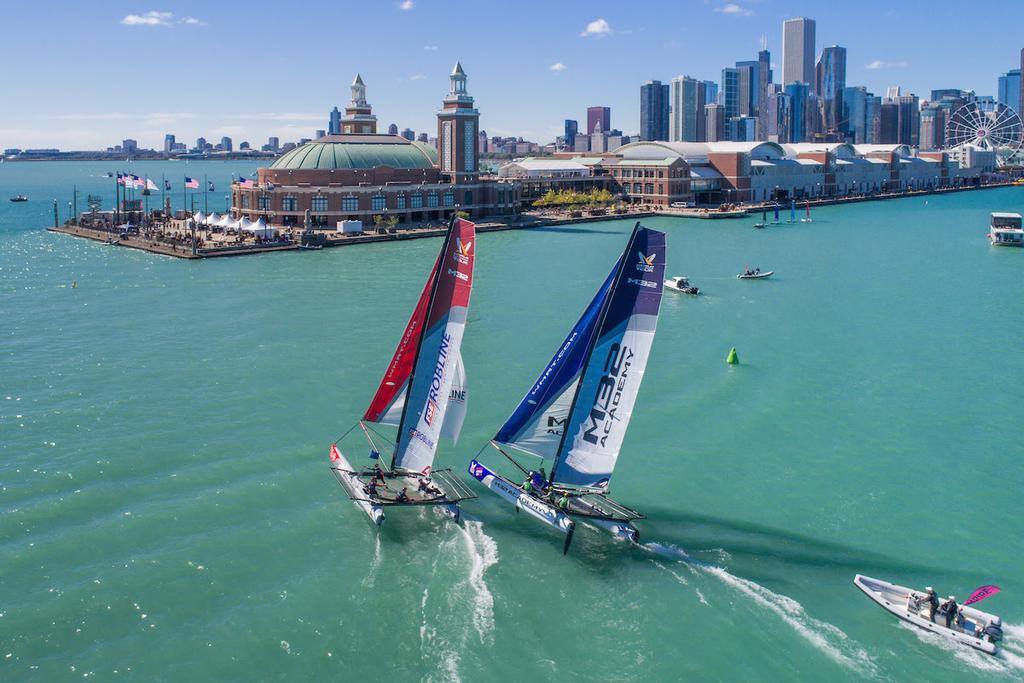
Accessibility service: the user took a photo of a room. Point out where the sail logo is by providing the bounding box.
[423,332,452,424]
[447,267,469,282]
[424,398,439,426]
[454,238,473,265]
[582,343,634,449]
[409,428,435,450]
[636,251,656,273]
[469,460,488,480]
[546,415,566,435]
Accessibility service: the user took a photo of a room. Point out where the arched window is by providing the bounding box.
[342,196,359,212]
[282,196,298,211]
[443,191,455,208]
[372,195,386,211]
[311,196,328,213]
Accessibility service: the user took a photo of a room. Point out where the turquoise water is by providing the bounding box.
[2,162,1024,681]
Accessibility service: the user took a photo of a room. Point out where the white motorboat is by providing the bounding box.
[853,574,1001,655]
[737,270,773,279]
[989,212,1023,247]
[664,275,699,294]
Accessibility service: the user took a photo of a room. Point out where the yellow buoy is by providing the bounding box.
[726,347,738,365]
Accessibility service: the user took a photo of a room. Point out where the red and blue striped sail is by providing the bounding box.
[551,225,666,489]
[493,263,618,460]
[390,218,475,472]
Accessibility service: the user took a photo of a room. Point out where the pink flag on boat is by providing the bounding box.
[964,585,1001,605]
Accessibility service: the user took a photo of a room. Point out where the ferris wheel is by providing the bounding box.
[946,101,1023,166]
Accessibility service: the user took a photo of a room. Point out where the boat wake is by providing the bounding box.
[457,519,499,644]
[643,539,876,676]
[908,621,1024,675]
[701,565,878,676]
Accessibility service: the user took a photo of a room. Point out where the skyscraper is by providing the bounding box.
[564,119,578,151]
[767,90,793,143]
[669,76,707,142]
[735,61,757,117]
[705,103,725,142]
[878,102,899,144]
[1020,48,1023,117]
[784,82,810,142]
[757,46,772,140]
[721,67,740,119]
[843,86,871,144]
[998,69,1021,108]
[587,106,611,135]
[895,94,920,147]
[640,80,670,141]
[220,136,232,152]
[164,134,175,153]
[782,17,815,86]
[815,46,846,133]
[919,104,946,151]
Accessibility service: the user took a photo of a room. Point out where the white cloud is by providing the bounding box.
[580,18,611,37]
[424,45,438,51]
[120,11,205,27]
[121,11,173,26]
[715,3,753,16]
[549,62,567,73]
[399,0,414,9]
[49,113,131,121]
[229,113,324,121]
[409,73,426,81]
[864,60,908,70]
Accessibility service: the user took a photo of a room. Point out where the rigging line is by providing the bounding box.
[358,421,393,473]
[331,422,361,448]
[489,440,532,477]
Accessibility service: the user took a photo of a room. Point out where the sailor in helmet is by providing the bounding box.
[983,616,1003,643]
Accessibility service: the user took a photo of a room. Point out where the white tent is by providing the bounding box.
[206,212,221,227]
[215,214,235,229]
[244,217,277,238]
[235,216,253,232]
[193,211,206,225]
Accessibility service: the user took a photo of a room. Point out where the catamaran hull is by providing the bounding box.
[330,452,385,526]
[583,517,639,544]
[469,460,576,553]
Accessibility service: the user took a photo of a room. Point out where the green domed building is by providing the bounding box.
[232,68,519,228]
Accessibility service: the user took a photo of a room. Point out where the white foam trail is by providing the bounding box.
[652,560,689,586]
[459,520,499,644]
[361,535,383,589]
[702,565,878,676]
[640,541,690,561]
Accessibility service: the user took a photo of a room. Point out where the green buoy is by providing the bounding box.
[726,347,739,365]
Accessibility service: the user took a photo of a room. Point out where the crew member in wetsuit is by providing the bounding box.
[983,617,1004,643]
[940,596,959,628]
[395,487,410,503]
[923,587,939,622]
[522,473,535,494]
[372,464,387,485]
[558,491,570,512]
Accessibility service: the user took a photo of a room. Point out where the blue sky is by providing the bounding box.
[3,0,1022,149]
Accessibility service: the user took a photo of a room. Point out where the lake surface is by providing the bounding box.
[2,161,1024,681]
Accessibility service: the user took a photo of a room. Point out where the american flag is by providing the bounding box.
[131,175,144,189]
[238,177,254,189]
[184,177,199,189]
[116,173,125,186]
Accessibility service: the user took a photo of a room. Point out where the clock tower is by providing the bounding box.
[437,62,479,184]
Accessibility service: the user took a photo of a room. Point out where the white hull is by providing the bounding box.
[469,460,575,552]
[853,574,999,655]
[330,451,385,526]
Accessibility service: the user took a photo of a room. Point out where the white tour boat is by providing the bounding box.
[989,212,1023,247]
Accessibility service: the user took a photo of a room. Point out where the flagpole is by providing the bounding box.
[161,173,166,226]
[115,174,120,227]
[204,174,208,214]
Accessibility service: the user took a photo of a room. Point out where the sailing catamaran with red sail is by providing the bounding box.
[469,223,666,553]
[328,217,477,526]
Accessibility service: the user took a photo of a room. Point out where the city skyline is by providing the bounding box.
[3,0,1023,149]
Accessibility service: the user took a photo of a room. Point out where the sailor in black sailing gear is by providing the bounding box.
[395,487,410,503]
[940,596,959,628]
[923,587,939,622]
[983,617,1004,643]
[372,464,387,485]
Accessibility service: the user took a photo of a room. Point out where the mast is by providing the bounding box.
[547,223,638,488]
[390,216,457,470]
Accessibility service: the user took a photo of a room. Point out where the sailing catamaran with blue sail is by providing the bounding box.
[328,217,477,526]
[469,223,666,553]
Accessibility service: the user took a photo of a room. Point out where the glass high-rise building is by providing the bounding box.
[721,68,740,120]
[564,119,578,151]
[782,17,815,86]
[639,80,670,141]
[757,48,772,140]
[669,76,707,142]
[815,45,847,133]
[998,69,1021,109]
[895,94,920,147]
[784,82,810,142]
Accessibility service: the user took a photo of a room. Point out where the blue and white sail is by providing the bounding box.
[551,226,666,489]
[493,265,618,460]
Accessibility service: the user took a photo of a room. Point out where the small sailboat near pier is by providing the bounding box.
[469,223,666,553]
[328,217,478,526]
